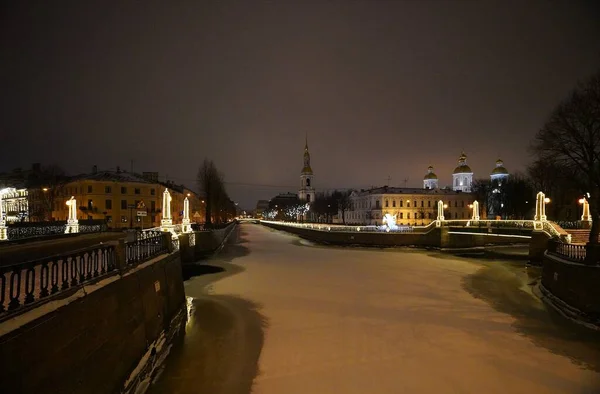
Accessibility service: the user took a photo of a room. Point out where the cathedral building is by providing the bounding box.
[423,166,439,190]
[452,152,473,192]
[344,186,474,226]
[490,159,509,185]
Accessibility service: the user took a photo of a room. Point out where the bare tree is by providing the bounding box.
[531,70,600,242]
[471,179,493,218]
[26,164,66,221]
[334,190,352,224]
[197,159,222,227]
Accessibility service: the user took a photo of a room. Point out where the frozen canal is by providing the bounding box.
[149,224,600,393]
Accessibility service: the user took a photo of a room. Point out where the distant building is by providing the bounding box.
[423,166,439,190]
[0,187,29,223]
[452,152,474,192]
[490,159,509,186]
[52,167,205,229]
[255,200,269,218]
[345,186,474,226]
[298,137,315,204]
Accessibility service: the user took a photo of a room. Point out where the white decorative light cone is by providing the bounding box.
[161,189,175,234]
[534,191,547,222]
[581,198,592,222]
[65,196,79,234]
[472,200,480,221]
[182,197,192,233]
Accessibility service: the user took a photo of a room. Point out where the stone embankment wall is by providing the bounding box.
[0,249,185,394]
[180,221,238,263]
[541,253,600,320]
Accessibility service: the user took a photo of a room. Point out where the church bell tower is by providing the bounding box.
[298,136,315,203]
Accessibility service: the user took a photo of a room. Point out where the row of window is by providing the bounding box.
[54,199,157,211]
[353,199,468,210]
[65,185,155,195]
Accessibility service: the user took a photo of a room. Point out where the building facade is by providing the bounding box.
[52,169,205,229]
[0,187,29,223]
[344,187,474,226]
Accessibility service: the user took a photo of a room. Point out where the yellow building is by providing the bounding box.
[345,187,474,226]
[52,170,206,229]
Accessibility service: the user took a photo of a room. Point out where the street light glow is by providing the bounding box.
[544,197,551,203]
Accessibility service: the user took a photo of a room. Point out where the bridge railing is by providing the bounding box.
[0,244,117,318]
[125,232,170,267]
[260,220,435,233]
[1,232,175,321]
[441,219,534,229]
[547,239,587,263]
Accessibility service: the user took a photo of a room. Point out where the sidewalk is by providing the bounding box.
[0,232,125,266]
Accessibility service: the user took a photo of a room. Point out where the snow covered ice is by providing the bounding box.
[149,224,600,394]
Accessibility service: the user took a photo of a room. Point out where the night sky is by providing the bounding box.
[2,1,600,209]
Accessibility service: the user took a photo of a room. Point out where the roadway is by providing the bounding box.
[149,223,600,394]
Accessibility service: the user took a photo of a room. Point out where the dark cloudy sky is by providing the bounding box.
[2,1,599,208]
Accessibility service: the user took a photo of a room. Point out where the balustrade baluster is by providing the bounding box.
[51,260,59,294]
[61,258,70,290]
[78,254,86,283]
[40,262,50,298]
[92,250,99,277]
[24,267,35,304]
[8,269,22,310]
[99,249,106,274]
[85,252,93,280]
[107,248,115,271]
[70,256,79,286]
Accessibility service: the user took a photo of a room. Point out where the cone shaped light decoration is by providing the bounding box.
[534,192,547,221]
[472,200,480,221]
[437,200,445,221]
[581,198,592,222]
[65,196,79,234]
[161,189,174,232]
[182,197,192,233]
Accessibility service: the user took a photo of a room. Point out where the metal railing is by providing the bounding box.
[125,233,169,266]
[548,239,586,262]
[0,244,116,316]
[261,220,425,233]
[441,220,535,229]
[189,233,196,247]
